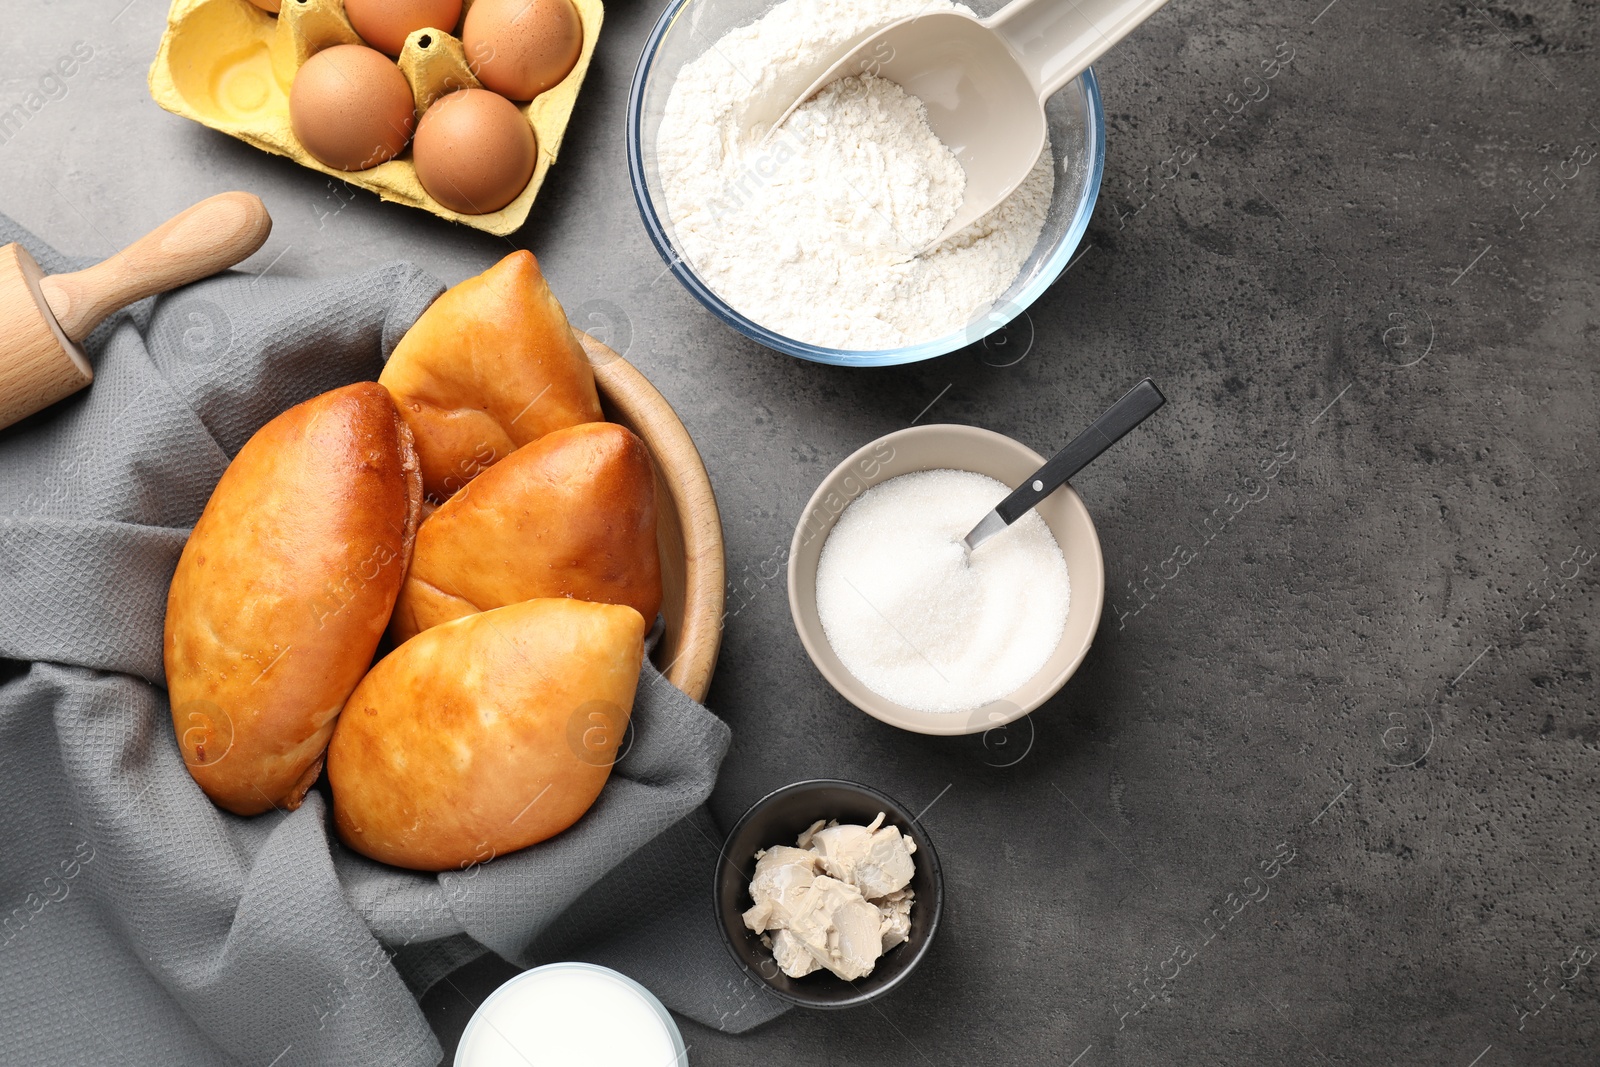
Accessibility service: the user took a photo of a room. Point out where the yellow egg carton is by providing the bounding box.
[149,0,602,236]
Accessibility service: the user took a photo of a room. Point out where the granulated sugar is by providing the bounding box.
[815,470,1070,713]
[656,0,1055,351]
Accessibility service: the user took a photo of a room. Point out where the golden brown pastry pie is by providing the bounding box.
[327,598,646,870]
[387,421,662,643]
[164,382,422,816]
[378,250,603,504]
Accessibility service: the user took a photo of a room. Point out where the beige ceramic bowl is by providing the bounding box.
[787,425,1105,736]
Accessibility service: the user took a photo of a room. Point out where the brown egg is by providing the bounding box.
[344,0,463,57]
[462,0,583,101]
[289,45,416,171]
[413,88,536,214]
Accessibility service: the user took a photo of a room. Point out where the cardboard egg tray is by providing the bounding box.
[149,0,602,235]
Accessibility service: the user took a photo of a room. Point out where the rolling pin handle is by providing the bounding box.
[38,192,273,342]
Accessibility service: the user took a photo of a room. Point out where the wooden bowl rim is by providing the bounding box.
[581,333,724,704]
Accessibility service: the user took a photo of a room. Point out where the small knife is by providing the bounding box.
[963,377,1166,553]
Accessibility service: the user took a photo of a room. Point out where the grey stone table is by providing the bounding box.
[6,0,1597,1063]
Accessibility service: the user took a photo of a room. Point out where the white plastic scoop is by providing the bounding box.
[756,0,1170,247]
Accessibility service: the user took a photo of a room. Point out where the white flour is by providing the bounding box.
[657,0,1055,351]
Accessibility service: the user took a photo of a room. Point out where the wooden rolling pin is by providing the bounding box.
[0,192,272,432]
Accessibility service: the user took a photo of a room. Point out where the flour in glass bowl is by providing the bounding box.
[656,0,1056,351]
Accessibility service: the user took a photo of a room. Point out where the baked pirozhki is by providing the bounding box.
[387,421,662,643]
[327,598,646,870]
[164,382,422,816]
[377,250,603,504]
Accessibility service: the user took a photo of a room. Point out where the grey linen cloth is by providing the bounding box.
[0,214,787,1066]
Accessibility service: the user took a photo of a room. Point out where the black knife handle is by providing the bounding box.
[994,378,1166,524]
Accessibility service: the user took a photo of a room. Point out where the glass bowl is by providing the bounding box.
[626,0,1107,367]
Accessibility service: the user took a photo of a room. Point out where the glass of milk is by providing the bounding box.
[455,962,687,1067]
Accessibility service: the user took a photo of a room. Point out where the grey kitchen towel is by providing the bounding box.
[0,213,788,1066]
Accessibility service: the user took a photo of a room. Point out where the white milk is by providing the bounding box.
[456,963,684,1067]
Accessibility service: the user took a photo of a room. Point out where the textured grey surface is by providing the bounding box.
[4,0,1597,1064]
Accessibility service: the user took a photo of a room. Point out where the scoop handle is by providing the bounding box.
[995,378,1165,524]
[986,0,1171,99]
[38,192,272,343]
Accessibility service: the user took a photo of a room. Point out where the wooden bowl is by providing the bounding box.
[578,332,724,703]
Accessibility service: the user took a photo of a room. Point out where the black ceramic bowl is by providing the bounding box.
[714,779,943,1009]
